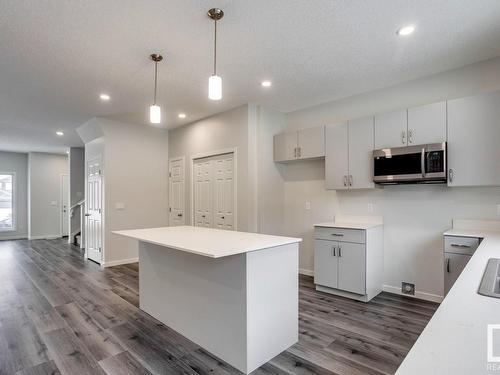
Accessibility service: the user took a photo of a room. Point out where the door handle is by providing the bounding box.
[85,213,91,217]
[446,258,450,273]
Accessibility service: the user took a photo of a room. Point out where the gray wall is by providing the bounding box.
[0,151,28,239]
[284,56,500,299]
[28,152,68,239]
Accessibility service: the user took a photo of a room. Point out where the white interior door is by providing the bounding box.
[169,158,185,226]
[85,157,102,264]
[193,152,235,230]
[60,174,69,236]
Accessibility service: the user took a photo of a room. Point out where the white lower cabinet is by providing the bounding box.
[313,224,383,302]
[443,235,481,295]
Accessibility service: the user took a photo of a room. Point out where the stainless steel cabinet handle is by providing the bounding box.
[401,131,406,145]
[343,175,347,187]
[446,258,450,273]
[348,175,353,187]
[294,147,297,158]
[450,244,471,248]
[338,245,342,257]
[449,169,453,183]
[332,246,336,257]
[408,129,413,144]
[331,233,344,237]
[298,147,302,158]
[177,213,183,217]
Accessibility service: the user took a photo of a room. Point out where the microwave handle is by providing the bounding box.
[421,148,426,177]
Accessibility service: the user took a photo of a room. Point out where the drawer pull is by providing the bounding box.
[331,233,344,237]
[338,245,342,257]
[450,244,471,248]
[446,258,450,273]
[332,246,336,257]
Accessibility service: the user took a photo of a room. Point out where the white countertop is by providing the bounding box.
[113,226,301,258]
[396,225,500,375]
[314,222,383,230]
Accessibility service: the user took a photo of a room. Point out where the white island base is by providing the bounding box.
[114,226,301,374]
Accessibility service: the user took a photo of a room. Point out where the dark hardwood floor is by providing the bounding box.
[0,238,438,375]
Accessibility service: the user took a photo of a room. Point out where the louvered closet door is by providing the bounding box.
[213,154,234,230]
[193,152,235,230]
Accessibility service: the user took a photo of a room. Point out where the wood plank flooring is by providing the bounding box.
[0,238,438,375]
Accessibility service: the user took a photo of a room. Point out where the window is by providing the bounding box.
[0,174,14,231]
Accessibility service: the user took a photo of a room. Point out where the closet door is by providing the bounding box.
[193,159,213,227]
[213,154,234,230]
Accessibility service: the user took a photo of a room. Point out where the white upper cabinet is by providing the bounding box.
[274,126,325,162]
[273,131,297,162]
[298,126,325,159]
[447,90,500,187]
[325,122,349,190]
[325,117,374,190]
[407,101,446,145]
[348,116,375,189]
[374,109,408,149]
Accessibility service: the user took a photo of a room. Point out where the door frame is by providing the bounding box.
[84,154,104,264]
[189,148,237,230]
[60,173,69,237]
[168,156,186,226]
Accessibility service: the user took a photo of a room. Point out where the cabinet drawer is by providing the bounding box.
[444,236,480,255]
[315,227,365,244]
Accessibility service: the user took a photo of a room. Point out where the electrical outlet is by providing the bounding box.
[305,201,311,210]
[402,282,415,296]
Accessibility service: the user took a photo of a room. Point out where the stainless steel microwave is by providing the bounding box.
[373,142,447,184]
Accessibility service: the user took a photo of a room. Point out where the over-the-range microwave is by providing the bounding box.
[373,142,447,184]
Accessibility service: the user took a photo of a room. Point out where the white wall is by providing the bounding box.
[0,151,28,240]
[28,152,69,239]
[80,118,169,266]
[284,56,500,299]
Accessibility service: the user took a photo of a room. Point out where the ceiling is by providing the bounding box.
[1,0,500,154]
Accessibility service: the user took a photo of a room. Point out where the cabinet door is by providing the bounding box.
[273,132,297,162]
[314,240,338,289]
[325,123,349,190]
[447,90,500,186]
[348,116,375,189]
[337,242,366,295]
[407,101,446,145]
[298,126,325,159]
[374,109,408,149]
[444,253,471,295]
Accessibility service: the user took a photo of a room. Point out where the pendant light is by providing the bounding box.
[149,53,163,124]
[208,8,224,101]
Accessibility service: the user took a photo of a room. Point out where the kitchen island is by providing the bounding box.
[113,226,301,374]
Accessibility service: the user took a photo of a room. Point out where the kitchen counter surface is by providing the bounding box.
[314,221,383,230]
[396,222,500,375]
[113,226,301,258]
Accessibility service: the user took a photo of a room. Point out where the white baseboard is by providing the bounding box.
[382,284,443,303]
[0,234,28,240]
[29,235,61,240]
[299,268,314,277]
[102,257,139,268]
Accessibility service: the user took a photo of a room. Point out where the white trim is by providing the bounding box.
[29,234,61,240]
[168,156,186,226]
[189,148,238,230]
[299,268,314,277]
[101,257,138,268]
[0,171,17,232]
[382,284,444,303]
[0,234,28,240]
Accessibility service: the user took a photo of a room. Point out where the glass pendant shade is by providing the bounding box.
[149,104,161,124]
[208,75,222,101]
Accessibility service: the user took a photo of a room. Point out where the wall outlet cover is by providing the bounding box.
[305,201,311,210]
[402,282,415,295]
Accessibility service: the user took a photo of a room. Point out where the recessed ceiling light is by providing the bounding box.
[261,80,272,87]
[396,25,415,36]
[56,131,64,136]
[178,113,186,119]
[99,93,110,101]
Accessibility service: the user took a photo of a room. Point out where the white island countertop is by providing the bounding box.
[113,226,301,258]
[396,221,500,375]
[314,222,382,230]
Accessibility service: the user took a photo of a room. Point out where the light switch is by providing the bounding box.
[115,202,125,210]
[305,201,311,210]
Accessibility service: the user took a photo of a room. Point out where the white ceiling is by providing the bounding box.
[1,0,500,153]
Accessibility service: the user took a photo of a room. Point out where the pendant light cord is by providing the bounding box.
[153,60,158,105]
[213,19,217,76]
